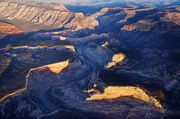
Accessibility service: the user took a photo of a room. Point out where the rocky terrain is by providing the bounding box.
[0,21,23,38]
[34,0,180,6]
[0,1,98,33]
[0,1,180,119]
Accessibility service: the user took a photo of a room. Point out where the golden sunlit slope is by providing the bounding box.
[41,59,69,74]
[86,86,162,109]
[0,2,98,31]
[0,59,69,102]
[0,21,23,38]
[105,52,126,68]
[164,12,180,25]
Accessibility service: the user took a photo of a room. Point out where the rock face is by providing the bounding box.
[121,24,137,31]
[164,12,180,25]
[32,0,179,6]
[0,0,30,3]
[0,2,98,30]
[1,31,178,119]
[0,21,23,38]
[0,46,162,119]
[0,55,11,75]
[105,52,126,68]
[0,3,180,119]
[86,86,162,109]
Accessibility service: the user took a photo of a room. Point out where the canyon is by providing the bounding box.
[0,1,180,119]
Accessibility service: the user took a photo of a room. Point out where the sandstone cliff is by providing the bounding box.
[0,2,98,30]
[0,21,23,35]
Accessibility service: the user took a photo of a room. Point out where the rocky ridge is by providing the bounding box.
[0,2,98,30]
[0,3,179,119]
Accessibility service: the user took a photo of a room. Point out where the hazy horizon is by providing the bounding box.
[34,0,179,6]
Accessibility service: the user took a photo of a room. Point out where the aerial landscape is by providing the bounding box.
[0,0,180,119]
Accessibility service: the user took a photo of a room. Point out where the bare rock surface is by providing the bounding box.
[0,3,180,119]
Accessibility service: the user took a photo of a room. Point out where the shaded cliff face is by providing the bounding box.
[89,7,157,33]
[0,3,180,119]
[0,2,98,32]
[92,6,179,34]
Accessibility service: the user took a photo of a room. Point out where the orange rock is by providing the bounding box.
[86,86,162,109]
[0,22,23,35]
[121,24,137,31]
[164,12,180,25]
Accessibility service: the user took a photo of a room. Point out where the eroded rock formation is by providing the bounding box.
[0,3,180,119]
[0,2,98,30]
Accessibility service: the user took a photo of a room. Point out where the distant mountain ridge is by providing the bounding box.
[34,0,180,6]
[0,2,98,31]
[0,0,31,3]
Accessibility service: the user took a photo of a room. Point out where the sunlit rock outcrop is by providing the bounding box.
[121,24,137,31]
[119,9,136,23]
[86,86,162,109]
[34,59,69,74]
[0,22,23,34]
[0,2,98,30]
[26,59,70,89]
[163,12,180,25]
[105,52,126,68]
[118,7,154,23]
[59,36,67,40]
[0,45,76,52]
[101,41,109,47]
[0,59,70,102]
